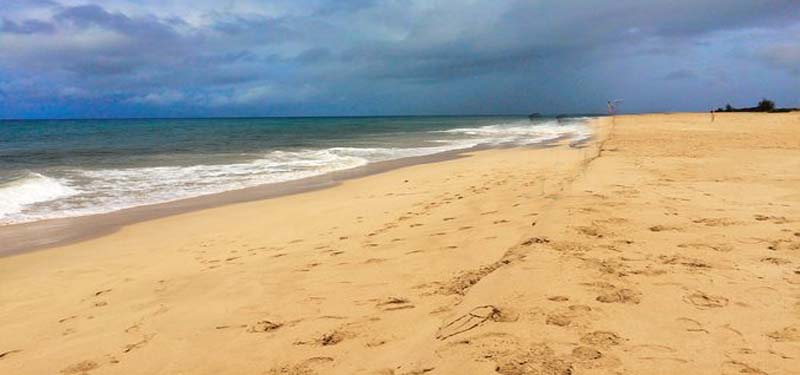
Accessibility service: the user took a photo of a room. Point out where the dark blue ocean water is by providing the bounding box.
[0,116,592,224]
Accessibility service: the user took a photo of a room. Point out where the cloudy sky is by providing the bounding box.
[1,0,799,118]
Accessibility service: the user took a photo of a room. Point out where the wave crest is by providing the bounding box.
[434,119,591,145]
[0,173,78,223]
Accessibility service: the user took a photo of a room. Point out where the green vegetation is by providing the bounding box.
[715,98,796,113]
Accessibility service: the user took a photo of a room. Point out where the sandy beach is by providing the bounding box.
[1,113,799,374]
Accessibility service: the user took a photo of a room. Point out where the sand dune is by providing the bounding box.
[1,112,799,374]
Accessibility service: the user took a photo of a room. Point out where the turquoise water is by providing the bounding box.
[0,116,592,224]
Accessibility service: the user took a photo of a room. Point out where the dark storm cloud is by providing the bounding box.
[0,18,56,34]
[54,4,181,40]
[342,0,799,80]
[0,0,799,118]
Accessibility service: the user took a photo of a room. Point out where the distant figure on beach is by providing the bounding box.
[607,99,622,115]
[710,110,715,122]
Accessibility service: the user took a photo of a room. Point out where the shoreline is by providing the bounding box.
[0,146,470,256]
[0,132,588,256]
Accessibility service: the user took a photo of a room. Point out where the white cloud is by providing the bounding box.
[208,83,318,106]
[126,90,186,105]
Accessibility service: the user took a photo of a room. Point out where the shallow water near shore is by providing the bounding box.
[0,116,592,225]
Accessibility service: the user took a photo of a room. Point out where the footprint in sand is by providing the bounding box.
[572,347,622,372]
[550,241,591,254]
[760,257,791,265]
[721,360,767,375]
[521,237,550,246]
[649,224,683,232]
[247,320,284,333]
[93,289,112,297]
[122,333,155,354]
[581,331,624,347]
[596,288,641,304]
[575,225,606,238]
[376,297,415,311]
[315,330,349,346]
[104,354,120,365]
[267,357,334,375]
[692,218,740,227]
[683,291,729,309]
[768,238,800,251]
[59,315,78,323]
[545,305,592,327]
[61,360,99,374]
[584,258,629,276]
[494,343,572,375]
[754,214,790,224]
[766,326,800,342]
[658,255,711,270]
[545,312,573,327]
[675,317,709,334]
[571,346,603,361]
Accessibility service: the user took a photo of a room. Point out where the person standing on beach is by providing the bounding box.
[710,110,715,122]
[607,101,617,126]
[607,99,623,115]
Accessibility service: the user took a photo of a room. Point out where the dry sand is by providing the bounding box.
[1,112,799,375]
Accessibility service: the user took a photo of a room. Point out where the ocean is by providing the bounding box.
[0,116,592,225]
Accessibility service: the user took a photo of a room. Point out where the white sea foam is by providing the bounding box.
[434,119,592,146]
[0,173,78,223]
[0,118,593,225]
[0,146,471,224]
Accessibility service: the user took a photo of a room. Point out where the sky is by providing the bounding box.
[1,0,799,119]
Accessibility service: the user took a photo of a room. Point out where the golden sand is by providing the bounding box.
[1,112,798,374]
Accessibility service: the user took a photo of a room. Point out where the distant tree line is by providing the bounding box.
[715,99,797,113]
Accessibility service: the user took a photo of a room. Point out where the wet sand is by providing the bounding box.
[1,113,799,374]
